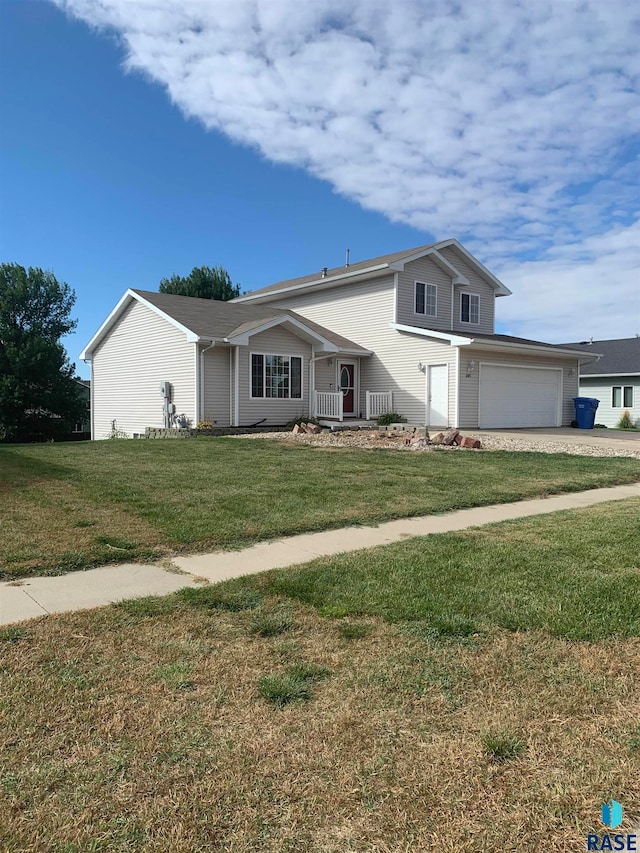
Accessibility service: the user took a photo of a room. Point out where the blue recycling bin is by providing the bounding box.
[573,397,599,429]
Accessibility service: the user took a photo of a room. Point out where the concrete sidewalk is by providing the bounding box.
[2,482,639,627]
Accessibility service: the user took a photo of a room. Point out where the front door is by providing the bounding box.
[427,364,448,426]
[338,362,356,416]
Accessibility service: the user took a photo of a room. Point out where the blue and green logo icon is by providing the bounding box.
[602,801,623,830]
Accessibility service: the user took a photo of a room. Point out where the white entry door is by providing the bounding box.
[427,364,448,426]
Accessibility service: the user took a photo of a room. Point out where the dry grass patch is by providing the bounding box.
[1,599,639,852]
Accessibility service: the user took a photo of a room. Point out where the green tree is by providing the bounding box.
[159,265,240,300]
[0,263,86,442]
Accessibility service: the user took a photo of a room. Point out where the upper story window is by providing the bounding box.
[460,292,480,324]
[612,386,633,408]
[251,353,302,399]
[415,282,437,317]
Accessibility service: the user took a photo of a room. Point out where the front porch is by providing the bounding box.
[313,390,393,423]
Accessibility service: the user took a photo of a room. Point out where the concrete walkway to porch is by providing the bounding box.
[2,481,639,627]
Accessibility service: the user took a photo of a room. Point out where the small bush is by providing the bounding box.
[196,421,214,430]
[376,412,407,426]
[617,410,635,429]
[594,423,608,429]
[482,731,525,762]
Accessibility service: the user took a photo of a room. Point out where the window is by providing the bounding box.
[251,353,302,399]
[612,386,633,408]
[460,292,479,324]
[415,281,437,316]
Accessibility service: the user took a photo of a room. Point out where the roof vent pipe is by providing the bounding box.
[321,267,328,278]
[345,249,350,268]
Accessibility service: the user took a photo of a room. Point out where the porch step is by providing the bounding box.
[318,419,378,431]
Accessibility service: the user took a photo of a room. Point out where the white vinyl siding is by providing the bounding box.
[202,345,231,427]
[438,246,496,334]
[579,376,640,428]
[396,257,452,330]
[91,300,196,439]
[458,349,579,429]
[265,275,457,425]
[237,327,311,425]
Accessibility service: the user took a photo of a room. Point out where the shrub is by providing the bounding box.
[617,410,635,429]
[376,412,407,426]
[196,420,214,430]
[594,423,608,429]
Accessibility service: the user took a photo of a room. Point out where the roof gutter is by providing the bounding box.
[467,339,603,358]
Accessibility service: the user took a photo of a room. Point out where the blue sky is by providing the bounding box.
[1,0,638,378]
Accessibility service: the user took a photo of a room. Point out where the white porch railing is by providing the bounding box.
[315,391,343,421]
[366,391,393,420]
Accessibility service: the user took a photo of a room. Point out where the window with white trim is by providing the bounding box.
[251,354,302,399]
[415,281,437,317]
[612,386,633,408]
[460,292,479,324]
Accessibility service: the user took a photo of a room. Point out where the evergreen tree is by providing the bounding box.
[0,263,86,442]
[159,265,240,300]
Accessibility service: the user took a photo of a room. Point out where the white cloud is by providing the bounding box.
[53,0,640,339]
[496,220,640,342]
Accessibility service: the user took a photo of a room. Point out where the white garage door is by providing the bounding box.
[479,365,561,428]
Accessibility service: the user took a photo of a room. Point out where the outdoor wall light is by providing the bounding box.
[418,362,426,372]
[568,367,575,377]
[466,360,476,373]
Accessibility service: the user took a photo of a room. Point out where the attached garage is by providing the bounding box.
[478,364,562,428]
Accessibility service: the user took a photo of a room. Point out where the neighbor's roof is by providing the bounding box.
[81,289,369,358]
[560,337,640,375]
[234,238,511,301]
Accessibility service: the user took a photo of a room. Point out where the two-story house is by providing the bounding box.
[80,239,594,439]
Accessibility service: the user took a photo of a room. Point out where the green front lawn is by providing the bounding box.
[2,501,639,851]
[234,497,640,642]
[1,437,639,577]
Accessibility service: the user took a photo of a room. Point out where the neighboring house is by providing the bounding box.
[80,239,597,439]
[71,378,91,440]
[560,338,640,428]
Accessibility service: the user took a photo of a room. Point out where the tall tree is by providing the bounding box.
[0,263,86,442]
[159,265,240,300]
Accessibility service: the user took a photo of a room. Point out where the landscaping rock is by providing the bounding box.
[442,428,460,446]
[307,423,323,434]
[292,424,300,434]
[432,432,445,445]
[460,436,482,449]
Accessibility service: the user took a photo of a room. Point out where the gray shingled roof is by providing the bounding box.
[559,338,640,375]
[132,290,369,353]
[236,241,440,298]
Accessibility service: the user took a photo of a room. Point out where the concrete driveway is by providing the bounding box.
[473,427,640,450]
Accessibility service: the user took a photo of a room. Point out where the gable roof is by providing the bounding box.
[560,337,640,376]
[233,238,511,303]
[80,289,369,359]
